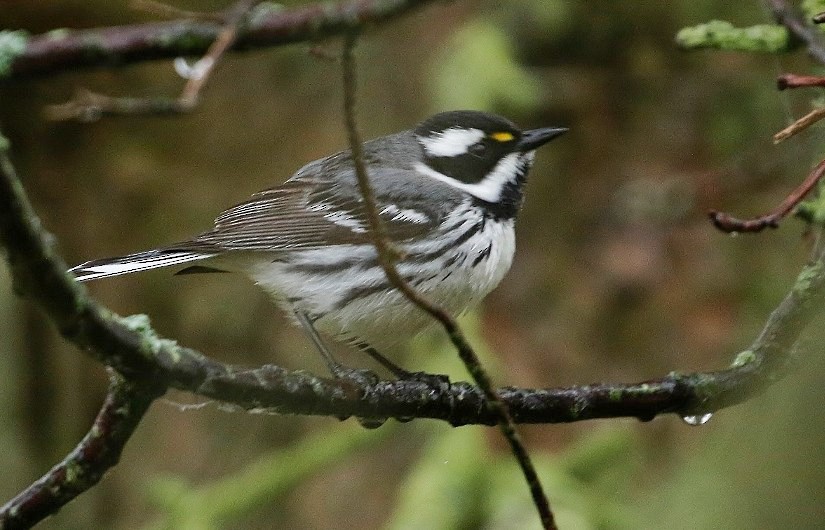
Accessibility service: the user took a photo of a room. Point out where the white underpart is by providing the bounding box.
[414,151,532,203]
[419,127,485,157]
[380,204,430,224]
[247,200,516,352]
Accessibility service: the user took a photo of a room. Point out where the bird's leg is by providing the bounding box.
[356,343,451,389]
[294,311,379,386]
[294,311,387,428]
[355,343,411,379]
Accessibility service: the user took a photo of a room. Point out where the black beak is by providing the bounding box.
[518,126,568,151]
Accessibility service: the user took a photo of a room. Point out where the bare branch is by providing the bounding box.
[45,1,296,121]
[710,153,825,234]
[766,0,825,65]
[0,371,164,529]
[773,106,825,143]
[176,0,260,108]
[777,73,825,89]
[44,88,188,121]
[2,0,440,80]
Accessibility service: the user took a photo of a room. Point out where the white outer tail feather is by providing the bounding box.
[69,250,214,282]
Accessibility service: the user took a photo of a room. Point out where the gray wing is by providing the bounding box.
[190,168,441,253]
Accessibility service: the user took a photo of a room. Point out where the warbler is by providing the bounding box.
[71,110,567,377]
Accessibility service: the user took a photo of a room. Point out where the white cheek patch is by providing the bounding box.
[414,152,527,203]
[419,128,485,157]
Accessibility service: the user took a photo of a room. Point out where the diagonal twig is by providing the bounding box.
[0,371,165,529]
[339,33,556,530]
[773,106,825,144]
[3,0,440,80]
[709,157,825,233]
[766,0,825,65]
[45,0,261,121]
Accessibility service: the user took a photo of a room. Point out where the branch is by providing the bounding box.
[777,72,825,89]
[0,128,822,426]
[709,157,825,233]
[766,0,825,65]
[0,0,439,80]
[2,111,825,525]
[45,0,262,121]
[0,371,164,529]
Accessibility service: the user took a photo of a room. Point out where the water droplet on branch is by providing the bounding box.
[681,412,713,426]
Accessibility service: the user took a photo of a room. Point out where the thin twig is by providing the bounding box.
[46,0,260,120]
[44,88,188,121]
[777,73,825,90]
[178,0,259,108]
[339,33,556,530]
[0,371,164,529]
[773,106,825,144]
[709,157,825,233]
[766,0,825,65]
[773,72,825,144]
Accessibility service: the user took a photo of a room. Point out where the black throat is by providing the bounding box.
[473,168,529,221]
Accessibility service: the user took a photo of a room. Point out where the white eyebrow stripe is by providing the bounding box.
[418,127,485,157]
[414,152,526,203]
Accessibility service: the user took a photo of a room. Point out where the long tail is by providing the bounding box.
[69,248,217,282]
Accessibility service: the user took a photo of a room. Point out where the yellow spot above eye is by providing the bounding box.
[490,131,514,142]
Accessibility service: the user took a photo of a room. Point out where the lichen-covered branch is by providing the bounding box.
[766,0,825,65]
[1,126,822,427]
[45,0,265,121]
[2,113,825,420]
[2,107,825,526]
[675,20,792,53]
[675,1,825,64]
[0,372,164,530]
[0,0,440,80]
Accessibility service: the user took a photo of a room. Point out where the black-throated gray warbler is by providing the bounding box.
[70,110,567,376]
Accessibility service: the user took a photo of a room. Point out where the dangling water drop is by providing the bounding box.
[357,416,387,429]
[681,412,713,426]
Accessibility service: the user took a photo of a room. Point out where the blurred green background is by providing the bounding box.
[2,1,825,529]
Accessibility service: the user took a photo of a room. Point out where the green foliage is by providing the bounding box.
[142,424,390,530]
[675,20,791,53]
[0,30,28,78]
[385,426,643,530]
[430,20,541,113]
[796,185,825,225]
[384,427,489,530]
[802,0,825,22]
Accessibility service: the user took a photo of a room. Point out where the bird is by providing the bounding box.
[70,110,567,379]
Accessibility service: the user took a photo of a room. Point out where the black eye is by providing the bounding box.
[469,143,487,156]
